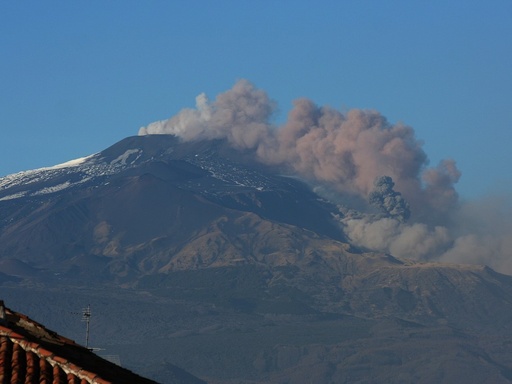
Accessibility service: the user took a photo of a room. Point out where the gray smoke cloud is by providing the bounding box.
[368,176,410,222]
[139,80,512,275]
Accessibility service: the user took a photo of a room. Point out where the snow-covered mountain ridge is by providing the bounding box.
[0,153,110,201]
[0,135,284,202]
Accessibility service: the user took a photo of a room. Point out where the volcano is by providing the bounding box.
[2,135,512,383]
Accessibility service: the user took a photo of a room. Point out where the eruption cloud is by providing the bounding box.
[139,80,512,275]
[368,176,411,222]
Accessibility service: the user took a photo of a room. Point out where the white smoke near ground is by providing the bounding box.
[440,196,512,275]
[139,80,275,150]
[342,216,451,260]
[340,194,512,275]
[140,93,214,140]
[139,79,512,274]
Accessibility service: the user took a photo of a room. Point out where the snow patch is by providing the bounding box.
[33,181,72,195]
[111,149,141,166]
[47,154,95,170]
[0,191,28,201]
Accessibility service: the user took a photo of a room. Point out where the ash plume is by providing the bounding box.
[140,80,456,217]
[139,80,274,150]
[139,80,512,274]
[368,176,410,222]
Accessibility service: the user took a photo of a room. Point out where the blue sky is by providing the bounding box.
[1,1,511,199]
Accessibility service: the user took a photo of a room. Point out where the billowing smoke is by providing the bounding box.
[342,216,451,261]
[368,176,410,222]
[139,80,275,150]
[342,195,512,275]
[139,80,512,274]
[140,80,457,217]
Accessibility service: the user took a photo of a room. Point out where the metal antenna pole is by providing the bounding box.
[82,304,91,349]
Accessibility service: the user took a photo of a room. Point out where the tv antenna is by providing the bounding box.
[82,304,91,349]
[72,304,103,351]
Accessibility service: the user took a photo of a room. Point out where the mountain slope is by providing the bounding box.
[0,136,344,280]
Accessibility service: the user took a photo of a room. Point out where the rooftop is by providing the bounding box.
[0,300,158,384]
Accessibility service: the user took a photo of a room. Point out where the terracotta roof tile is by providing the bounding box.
[81,370,100,381]
[66,373,80,384]
[93,378,113,384]
[52,355,69,365]
[40,357,51,381]
[38,348,54,359]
